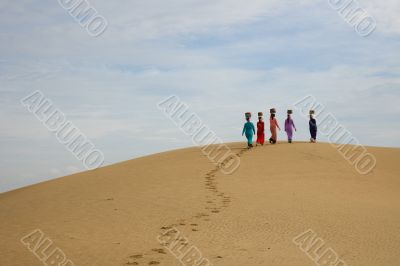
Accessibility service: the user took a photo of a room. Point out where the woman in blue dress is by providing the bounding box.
[242,113,256,148]
[309,111,317,143]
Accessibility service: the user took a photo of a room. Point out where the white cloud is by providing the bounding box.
[362,0,400,34]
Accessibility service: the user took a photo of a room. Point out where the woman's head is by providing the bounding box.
[258,116,263,122]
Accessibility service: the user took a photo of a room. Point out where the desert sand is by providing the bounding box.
[0,142,399,266]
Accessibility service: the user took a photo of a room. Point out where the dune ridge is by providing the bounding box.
[1,142,399,266]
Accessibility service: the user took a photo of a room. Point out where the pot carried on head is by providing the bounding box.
[287,109,293,115]
[245,112,252,119]
[309,110,315,115]
[270,108,276,114]
[258,112,263,118]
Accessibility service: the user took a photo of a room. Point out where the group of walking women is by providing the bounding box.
[242,109,318,148]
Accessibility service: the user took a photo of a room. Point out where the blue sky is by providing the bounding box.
[1,0,399,192]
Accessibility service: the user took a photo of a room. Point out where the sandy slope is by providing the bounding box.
[0,142,399,266]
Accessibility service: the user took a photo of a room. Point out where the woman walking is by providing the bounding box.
[309,111,317,143]
[256,112,265,146]
[242,112,256,148]
[284,110,296,143]
[269,111,280,144]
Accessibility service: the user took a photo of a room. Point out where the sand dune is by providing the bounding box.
[1,142,399,266]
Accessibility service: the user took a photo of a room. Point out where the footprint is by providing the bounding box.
[148,261,160,265]
[151,248,166,254]
[126,254,143,266]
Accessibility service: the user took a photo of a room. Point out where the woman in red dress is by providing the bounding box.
[256,113,265,145]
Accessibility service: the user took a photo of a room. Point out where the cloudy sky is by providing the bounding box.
[1,0,399,192]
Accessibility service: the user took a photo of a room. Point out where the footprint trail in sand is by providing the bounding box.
[124,147,251,265]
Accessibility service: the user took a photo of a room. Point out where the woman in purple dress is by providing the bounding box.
[284,111,296,143]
